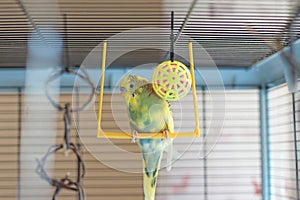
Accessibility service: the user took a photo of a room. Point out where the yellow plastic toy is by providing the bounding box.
[152,60,192,101]
[97,41,200,139]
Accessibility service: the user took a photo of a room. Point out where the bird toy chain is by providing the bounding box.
[36,66,95,200]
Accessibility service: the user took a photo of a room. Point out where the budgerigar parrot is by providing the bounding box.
[119,75,173,200]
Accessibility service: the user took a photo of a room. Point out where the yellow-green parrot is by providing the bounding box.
[119,74,173,200]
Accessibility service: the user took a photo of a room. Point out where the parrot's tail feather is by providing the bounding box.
[142,148,162,200]
[143,172,158,200]
[166,141,173,171]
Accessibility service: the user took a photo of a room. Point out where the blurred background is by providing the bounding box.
[0,0,300,200]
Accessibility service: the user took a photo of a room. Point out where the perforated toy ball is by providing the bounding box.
[152,60,192,101]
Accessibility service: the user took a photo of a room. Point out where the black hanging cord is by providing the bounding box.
[163,0,197,61]
[170,11,175,62]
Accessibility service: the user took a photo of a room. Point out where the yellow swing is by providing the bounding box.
[97,40,200,139]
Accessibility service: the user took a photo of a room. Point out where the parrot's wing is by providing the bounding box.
[123,79,175,199]
[143,84,174,171]
[165,110,174,171]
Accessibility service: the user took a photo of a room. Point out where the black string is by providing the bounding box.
[170,11,174,62]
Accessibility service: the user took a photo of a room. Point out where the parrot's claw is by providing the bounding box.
[161,130,169,141]
[131,130,139,143]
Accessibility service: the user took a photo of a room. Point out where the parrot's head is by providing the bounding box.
[119,74,149,98]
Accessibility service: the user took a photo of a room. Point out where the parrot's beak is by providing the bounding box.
[120,87,126,94]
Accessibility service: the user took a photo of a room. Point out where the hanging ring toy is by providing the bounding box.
[152,60,192,101]
[45,67,95,112]
[35,143,86,200]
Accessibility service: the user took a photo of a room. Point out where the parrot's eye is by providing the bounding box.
[129,84,134,89]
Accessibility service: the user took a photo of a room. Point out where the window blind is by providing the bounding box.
[0,87,261,200]
[268,84,298,200]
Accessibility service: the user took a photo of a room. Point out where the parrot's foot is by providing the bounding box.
[161,130,169,141]
[131,130,139,143]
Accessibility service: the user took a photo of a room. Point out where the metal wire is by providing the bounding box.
[174,0,198,43]
[63,14,70,71]
[15,0,49,47]
[163,0,198,61]
[2,0,296,68]
[268,85,299,199]
[291,93,299,199]
[281,5,300,75]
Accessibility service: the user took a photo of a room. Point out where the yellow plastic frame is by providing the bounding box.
[97,41,200,139]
